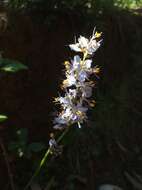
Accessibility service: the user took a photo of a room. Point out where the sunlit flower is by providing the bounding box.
[69,30,102,55]
[49,133,63,155]
[83,59,92,69]
[72,55,81,70]
[49,138,57,148]
[55,95,72,108]
[54,115,67,125]
[68,89,77,98]
[53,28,102,130]
[63,74,76,87]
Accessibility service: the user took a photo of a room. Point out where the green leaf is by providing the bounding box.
[0,115,8,122]
[28,142,46,152]
[0,58,28,72]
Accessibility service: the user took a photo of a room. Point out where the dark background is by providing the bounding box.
[0,0,142,189]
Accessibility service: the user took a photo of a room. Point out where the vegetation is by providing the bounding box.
[5,0,142,10]
[0,0,142,190]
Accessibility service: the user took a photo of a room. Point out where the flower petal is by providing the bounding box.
[84,59,92,69]
[69,44,81,52]
[78,36,89,48]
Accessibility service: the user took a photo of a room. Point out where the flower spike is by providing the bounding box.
[53,28,102,129]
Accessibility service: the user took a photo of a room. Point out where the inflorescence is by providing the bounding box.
[49,28,102,153]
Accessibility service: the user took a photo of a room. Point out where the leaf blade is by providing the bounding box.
[0,115,8,122]
[0,58,28,72]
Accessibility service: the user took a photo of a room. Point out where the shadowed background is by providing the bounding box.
[0,0,142,189]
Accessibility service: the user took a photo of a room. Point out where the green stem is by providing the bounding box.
[23,149,50,190]
[23,126,70,190]
[57,125,70,143]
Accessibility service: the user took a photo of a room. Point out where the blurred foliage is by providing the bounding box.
[0,58,28,72]
[3,0,142,11]
[0,114,7,122]
[8,128,46,158]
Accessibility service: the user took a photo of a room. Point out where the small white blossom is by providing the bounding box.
[66,74,76,86]
[62,107,72,118]
[68,89,77,98]
[78,70,88,82]
[69,30,102,55]
[57,96,70,105]
[54,116,66,124]
[69,44,81,52]
[83,59,92,69]
[69,36,89,52]
[78,36,89,48]
[72,55,81,69]
[49,138,57,148]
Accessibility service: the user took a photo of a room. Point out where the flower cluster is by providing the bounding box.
[53,29,102,130]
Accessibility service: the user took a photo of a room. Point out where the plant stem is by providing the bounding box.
[23,149,50,190]
[23,126,70,190]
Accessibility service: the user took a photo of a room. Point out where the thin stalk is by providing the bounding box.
[23,126,70,190]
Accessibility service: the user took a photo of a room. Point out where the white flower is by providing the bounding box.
[49,139,57,147]
[69,44,81,52]
[62,107,72,118]
[54,109,72,127]
[83,59,92,69]
[78,70,88,82]
[58,96,70,105]
[72,55,81,70]
[78,36,89,48]
[66,74,76,86]
[60,108,77,124]
[69,31,102,55]
[69,36,89,52]
[68,89,77,98]
[88,38,102,55]
[54,116,66,124]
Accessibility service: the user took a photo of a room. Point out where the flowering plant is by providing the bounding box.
[24,28,102,190]
[50,28,102,149]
